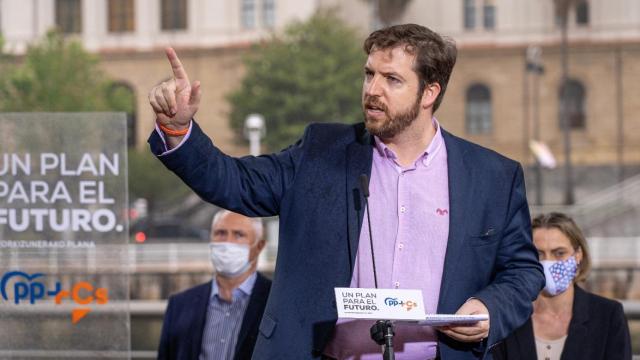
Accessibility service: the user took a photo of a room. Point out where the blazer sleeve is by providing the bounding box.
[158,298,173,360]
[148,120,308,217]
[472,164,545,352]
[605,301,632,360]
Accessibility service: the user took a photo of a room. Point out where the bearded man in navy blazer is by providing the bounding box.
[148,24,545,359]
[158,210,271,360]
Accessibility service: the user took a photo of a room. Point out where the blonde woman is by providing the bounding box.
[493,213,631,360]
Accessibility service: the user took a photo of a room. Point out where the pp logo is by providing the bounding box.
[0,271,109,324]
[384,297,419,311]
[0,271,60,304]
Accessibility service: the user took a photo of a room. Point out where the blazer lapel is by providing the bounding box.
[345,123,373,276]
[561,285,589,360]
[191,281,212,359]
[515,319,538,360]
[437,129,472,314]
[235,273,270,355]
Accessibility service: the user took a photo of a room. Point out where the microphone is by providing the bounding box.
[359,174,378,289]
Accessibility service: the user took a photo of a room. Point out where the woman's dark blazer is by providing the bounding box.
[492,285,631,360]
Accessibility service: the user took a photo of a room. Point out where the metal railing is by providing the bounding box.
[589,237,640,267]
[531,172,640,235]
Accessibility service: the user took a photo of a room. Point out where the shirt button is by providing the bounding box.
[400,206,406,213]
[398,243,404,250]
[394,281,400,288]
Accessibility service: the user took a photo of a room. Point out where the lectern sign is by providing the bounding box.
[334,287,425,321]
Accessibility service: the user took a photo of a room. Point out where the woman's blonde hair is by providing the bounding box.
[532,212,591,282]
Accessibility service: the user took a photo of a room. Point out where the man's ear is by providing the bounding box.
[421,82,441,109]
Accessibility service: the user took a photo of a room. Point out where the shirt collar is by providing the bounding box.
[210,271,257,302]
[373,117,444,167]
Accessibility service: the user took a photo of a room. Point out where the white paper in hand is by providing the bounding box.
[407,314,489,326]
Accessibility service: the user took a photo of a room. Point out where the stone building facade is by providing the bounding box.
[1,0,639,169]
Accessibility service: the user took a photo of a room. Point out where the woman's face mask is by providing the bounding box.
[541,255,578,296]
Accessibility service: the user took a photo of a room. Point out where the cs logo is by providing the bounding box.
[1,271,109,324]
[384,297,418,311]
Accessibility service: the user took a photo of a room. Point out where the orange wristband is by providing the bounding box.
[158,122,189,137]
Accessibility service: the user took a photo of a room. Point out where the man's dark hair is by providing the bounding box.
[363,24,457,112]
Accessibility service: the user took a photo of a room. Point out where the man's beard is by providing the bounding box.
[363,94,421,139]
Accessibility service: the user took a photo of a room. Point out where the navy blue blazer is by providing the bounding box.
[492,285,631,360]
[150,121,544,359]
[158,272,272,360]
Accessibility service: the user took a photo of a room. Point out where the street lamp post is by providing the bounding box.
[554,0,576,205]
[615,47,625,184]
[244,113,271,266]
[244,114,266,157]
[526,46,545,205]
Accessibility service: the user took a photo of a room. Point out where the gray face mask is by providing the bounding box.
[209,242,251,277]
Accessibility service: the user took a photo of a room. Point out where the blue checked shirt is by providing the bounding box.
[199,272,256,360]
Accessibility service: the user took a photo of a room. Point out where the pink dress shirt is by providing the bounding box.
[324,119,450,359]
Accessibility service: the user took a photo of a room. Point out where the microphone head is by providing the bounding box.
[359,174,370,198]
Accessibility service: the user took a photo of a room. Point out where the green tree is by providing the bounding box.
[0,31,188,215]
[128,149,191,213]
[228,11,365,151]
[0,31,131,112]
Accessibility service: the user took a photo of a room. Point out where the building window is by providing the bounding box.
[108,0,135,33]
[575,1,589,26]
[262,0,275,28]
[463,0,476,30]
[241,0,256,29]
[161,0,187,31]
[466,84,492,134]
[55,0,82,34]
[483,0,495,29]
[559,79,586,129]
[107,82,137,147]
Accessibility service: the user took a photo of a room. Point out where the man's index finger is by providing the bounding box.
[165,47,189,81]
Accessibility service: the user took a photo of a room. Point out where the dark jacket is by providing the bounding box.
[150,121,545,359]
[158,272,272,360]
[492,285,631,360]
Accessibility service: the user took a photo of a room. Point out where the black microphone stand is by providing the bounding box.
[370,320,395,360]
[359,175,396,360]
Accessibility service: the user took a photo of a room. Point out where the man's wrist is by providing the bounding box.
[155,120,193,153]
[157,121,190,137]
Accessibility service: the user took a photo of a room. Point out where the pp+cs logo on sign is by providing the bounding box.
[0,270,109,324]
[384,297,419,311]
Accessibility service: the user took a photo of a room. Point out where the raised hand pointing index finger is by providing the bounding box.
[155,47,199,134]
